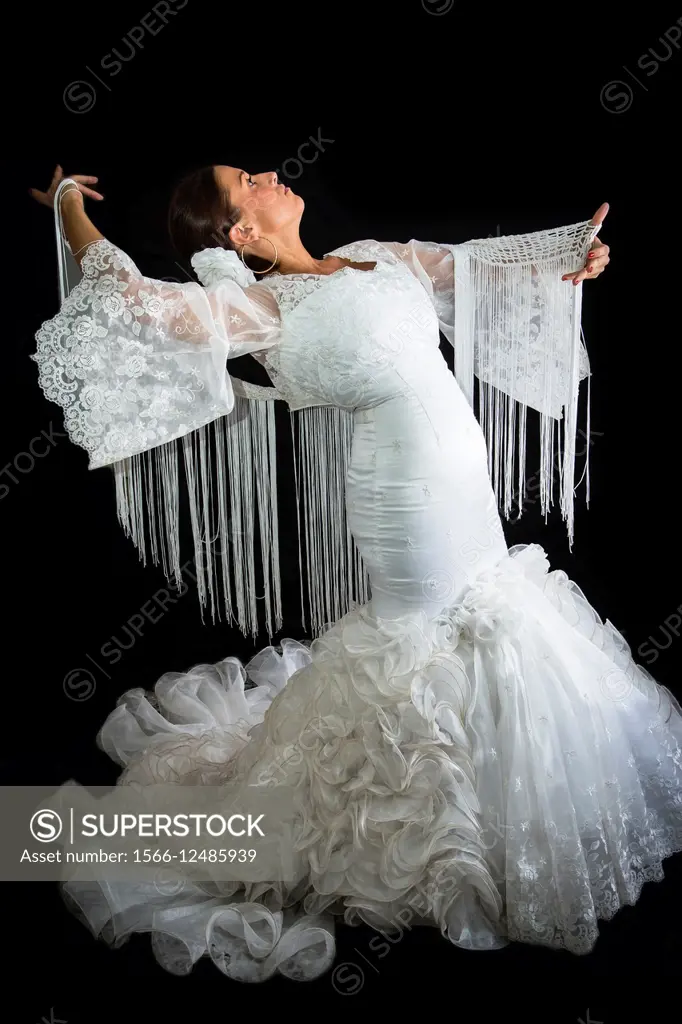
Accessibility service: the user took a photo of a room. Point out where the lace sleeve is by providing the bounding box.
[32,239,281,468]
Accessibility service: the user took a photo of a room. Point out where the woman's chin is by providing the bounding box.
[287,194,305,220]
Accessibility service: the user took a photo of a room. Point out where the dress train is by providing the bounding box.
[63,544,682,982]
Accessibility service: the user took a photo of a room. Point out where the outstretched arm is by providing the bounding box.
[381,206,611,545]
[30,165,105,263]
[382,203,611,333]
[30,168,282,469]
[30,165,281,351]
[381,204,610,371]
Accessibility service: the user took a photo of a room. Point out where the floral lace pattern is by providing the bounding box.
[32,240,234,468]
[473,263,590,419]
[455,221,596,418]
[259,242,431,412]
[453,545,682,952]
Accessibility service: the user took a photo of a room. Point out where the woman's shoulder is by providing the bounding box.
[324,239,399,263]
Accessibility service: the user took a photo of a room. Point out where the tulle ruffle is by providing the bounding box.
[63,544,682,981]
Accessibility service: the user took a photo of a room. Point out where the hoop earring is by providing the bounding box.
[239,237,278,275]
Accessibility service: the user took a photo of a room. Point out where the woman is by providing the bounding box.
[30,165,682,983]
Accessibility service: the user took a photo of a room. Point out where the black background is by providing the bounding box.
[2,1,682,1020]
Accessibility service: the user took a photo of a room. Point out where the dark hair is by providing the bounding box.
[167,165,276,276]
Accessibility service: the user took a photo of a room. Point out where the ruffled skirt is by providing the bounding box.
[63,544,682,982]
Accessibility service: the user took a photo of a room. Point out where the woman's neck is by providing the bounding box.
[274,248,341,277]
[256,230,339,277]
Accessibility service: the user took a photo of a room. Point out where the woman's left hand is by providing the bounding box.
[562,202,610,285]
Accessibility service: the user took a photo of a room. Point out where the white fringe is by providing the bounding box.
[112,219,599,636]
[452,219,598,548]
[112,397,367,642]
[113,393,283,640]
[292,405,370,638]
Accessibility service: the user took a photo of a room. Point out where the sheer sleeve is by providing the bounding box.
[32,238,281,469]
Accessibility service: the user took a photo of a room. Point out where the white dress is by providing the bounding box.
[33,236,682,983]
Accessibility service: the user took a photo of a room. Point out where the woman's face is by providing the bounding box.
[214,165,303,246]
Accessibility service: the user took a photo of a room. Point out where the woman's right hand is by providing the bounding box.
[29,165,104,208]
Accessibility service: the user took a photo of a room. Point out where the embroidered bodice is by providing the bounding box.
[253,241,443,412]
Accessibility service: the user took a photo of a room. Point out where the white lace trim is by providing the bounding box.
[32,240,232,469]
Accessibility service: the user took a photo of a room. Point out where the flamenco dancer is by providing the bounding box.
[30,165,682,982]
